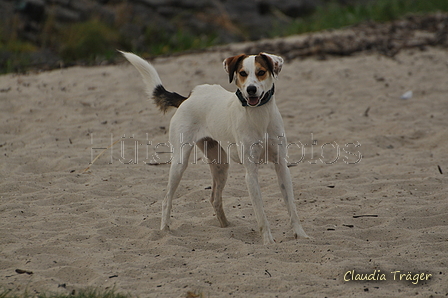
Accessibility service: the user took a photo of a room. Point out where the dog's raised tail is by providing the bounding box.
[119,51,187,113]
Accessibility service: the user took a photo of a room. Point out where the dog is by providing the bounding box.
[121,51,308,244]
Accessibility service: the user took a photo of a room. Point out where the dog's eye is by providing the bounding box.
[239,71,248,77]
[257,70,266,76]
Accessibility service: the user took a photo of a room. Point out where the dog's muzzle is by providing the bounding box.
[236,85,275,107]
[246,86,261,106]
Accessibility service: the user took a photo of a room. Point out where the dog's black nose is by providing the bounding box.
[247,85,257,96]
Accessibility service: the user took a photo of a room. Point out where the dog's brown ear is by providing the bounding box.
[223,54,247,83]
[258,52,283,79]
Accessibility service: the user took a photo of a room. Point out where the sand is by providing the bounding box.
[1,41,447,297]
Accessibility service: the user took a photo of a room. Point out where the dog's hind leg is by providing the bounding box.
[210,161,230,227]
[160,133,195,231]
[197,139,230,228]
[244,161,275,245]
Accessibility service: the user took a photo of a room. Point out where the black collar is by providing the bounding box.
[236,85,275,107]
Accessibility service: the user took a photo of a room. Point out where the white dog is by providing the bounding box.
[121,51,308,244]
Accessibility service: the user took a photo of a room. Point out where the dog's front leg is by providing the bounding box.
[270,136,309,240]
[243,147,275,245]
[274,162,309,239]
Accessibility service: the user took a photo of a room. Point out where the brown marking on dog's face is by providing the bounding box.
[258,52,283,78]
[254,55,271,81]
[223,54,247,83]
[235,61,247,89]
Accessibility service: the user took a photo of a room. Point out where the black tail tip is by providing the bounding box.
[152,85,187,113]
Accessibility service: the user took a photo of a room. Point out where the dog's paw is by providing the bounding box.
[293,225,310,239]
[219,219,230,228]
[148,230,165,241]
[160,224,171,232]
[263,238,276,245]
[294,232,312,240]
[262,231,275,245]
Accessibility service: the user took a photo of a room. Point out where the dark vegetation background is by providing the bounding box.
[0,0,448,73]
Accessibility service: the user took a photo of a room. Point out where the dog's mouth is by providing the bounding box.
[246,92,264,107]
[247,96,260,106]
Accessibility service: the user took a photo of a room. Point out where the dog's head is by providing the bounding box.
[223,52,283,107]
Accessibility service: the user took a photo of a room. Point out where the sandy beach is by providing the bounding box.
[1,38,447,297]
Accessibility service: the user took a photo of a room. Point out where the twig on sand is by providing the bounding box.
[16,269,33,275]
[353,214,378,218]
[363,106,370,117]
[83,139,120,173]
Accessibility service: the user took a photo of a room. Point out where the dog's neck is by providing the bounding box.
[236,85,275,107]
